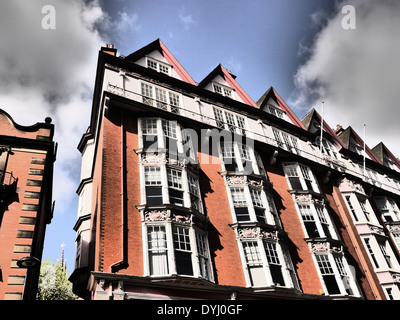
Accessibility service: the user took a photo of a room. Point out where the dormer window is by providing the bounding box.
[317,137,339,159]
[146,57,171,75]
[213,83,233,98]
[383,155,399,172]
[267,104,285,119]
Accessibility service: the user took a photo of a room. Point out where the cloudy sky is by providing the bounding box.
[0,0,398,272]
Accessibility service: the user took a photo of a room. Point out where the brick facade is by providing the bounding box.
[69,40,400,300]
[0,110,56,300]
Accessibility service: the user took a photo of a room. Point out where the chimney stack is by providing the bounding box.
[101,44,117,56]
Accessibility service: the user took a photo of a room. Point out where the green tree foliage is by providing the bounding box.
[37,258,77,300]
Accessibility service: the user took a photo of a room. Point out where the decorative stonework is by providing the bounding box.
[310,241,343,254]
[172,213,191,224]
[262,231,278,241]
[392,273,400,283]
[145,210,168,222]
[237,227,278,241]
[295,194,312,203]
[339,177,365,195]
[311,242,330,253]
[370,225,385,236]
[226,176,247,186]
[388,224,400,233]
[294,193,325,206]
[140,153,166,164]
[167,157,187,167]
[248,179,263,187]
[238,227,258,239]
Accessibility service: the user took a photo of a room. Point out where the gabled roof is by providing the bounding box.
[301,108,347,149]
[372,142,400,170]
[256,86,306,129]
[198,64,258,108]
[336,126,382,164]
[125,39,197,85]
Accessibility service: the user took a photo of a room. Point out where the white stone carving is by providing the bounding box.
[145,210,168,222]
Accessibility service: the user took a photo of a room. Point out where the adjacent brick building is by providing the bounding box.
[69,40,400,300]
[0,109,56,300]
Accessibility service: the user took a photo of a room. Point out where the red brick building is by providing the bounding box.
[70,40,400,300]
[0,109,56,300]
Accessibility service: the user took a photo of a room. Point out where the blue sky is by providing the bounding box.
[0,0,399,274]
[99,0,335,107]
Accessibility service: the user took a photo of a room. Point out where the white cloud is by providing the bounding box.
[115,11,140,32]
[179,10,196,30]
[290,0,400,157]
[0,0,107,219]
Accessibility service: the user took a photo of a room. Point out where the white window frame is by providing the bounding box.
[143,222,214,281]
[272,128,301,155]
[283,162,320,193]
[212,106,247,135]
[343,192,378,224]
[146,57,172,76]
[239,239,298,289]
[219,140,260,174]
[374,196,400,223]
[227,183,280,226]
[266,103,286,120]
[296,203,338,240]
[314,253,347,296]
[138,118,203,213]
[139,118,200,164]
[362,235,400,271]
[317,137,339,160]
[212,82,234,99]
[141,82,182,114]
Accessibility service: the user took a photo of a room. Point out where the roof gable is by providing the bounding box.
[337,126,382,164]
[301,108,347,149]
[198,64,258,108]
[125,39,196,85]
[256,86,306,129]
[372,142,400,171]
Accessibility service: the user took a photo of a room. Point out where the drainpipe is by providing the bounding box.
[111,112,128,272]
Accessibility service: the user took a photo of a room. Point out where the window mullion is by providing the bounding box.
[310,204,325,237]
[160,165,169,204]
[328,254,346,295]
[166,223,176,275]
[189,227,200,277]
[275,242,290,287]
[245,186,257,222]
[181,169,190,208]
[233,142,244,172]
[259,239,274,287]
[156,118,165,149]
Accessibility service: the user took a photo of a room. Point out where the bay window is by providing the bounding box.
[167,168,184,206]
[227,179,280,226]
[144,218,213,281]
[239,236,299,289]
[297,201,336,239]
[314,251,360,296]
[173,225,193,275]
[148,225,169,275]
[144,167,163,205]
